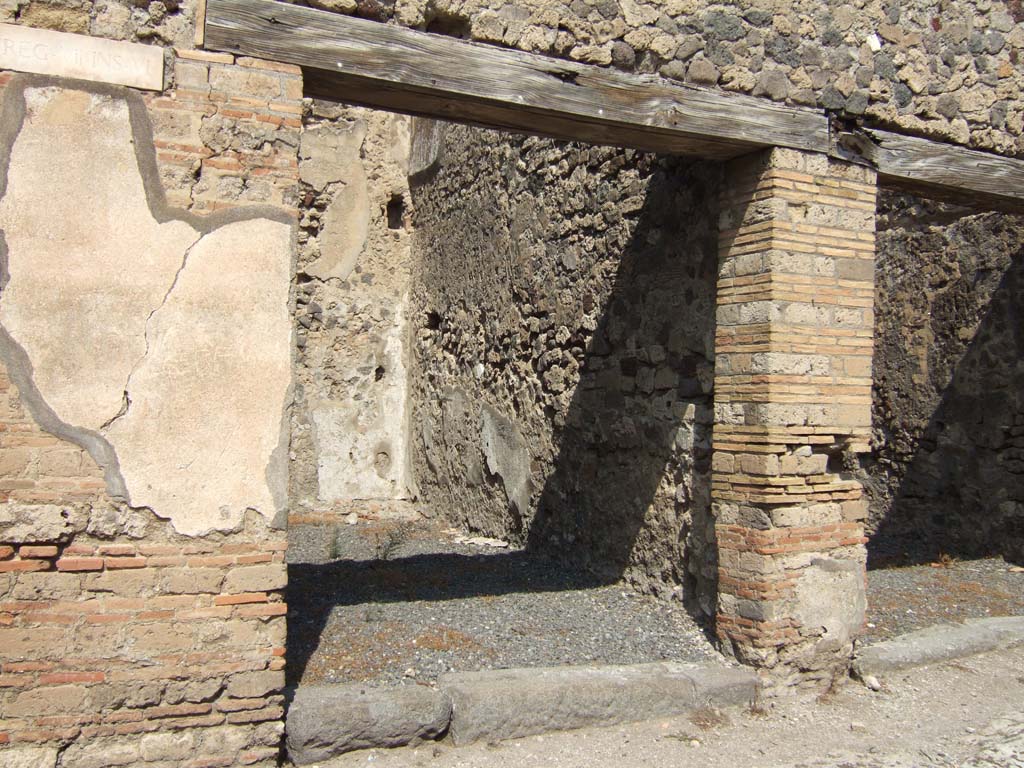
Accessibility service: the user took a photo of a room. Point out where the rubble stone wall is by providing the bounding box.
[305,0,1024,156]
[868,194,1024,566]
[289,101,416,520]
[0,0,201,49]
[408,120,721,607]
[0,49,300,768]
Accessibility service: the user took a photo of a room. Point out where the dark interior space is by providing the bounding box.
[866,192,1024,568]
[286,126,725,689]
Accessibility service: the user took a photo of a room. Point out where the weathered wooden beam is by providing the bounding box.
[205,0,1024,211]
[832,125,1024,212]
[204,0,829,160]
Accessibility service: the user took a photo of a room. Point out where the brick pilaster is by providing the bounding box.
[712,148,877,686]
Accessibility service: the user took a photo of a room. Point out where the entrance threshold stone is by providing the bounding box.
[853,616,1024,681]
[442,661,755,746]
[286,661,757,764]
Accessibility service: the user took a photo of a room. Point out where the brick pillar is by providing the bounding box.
[712,148,877,687]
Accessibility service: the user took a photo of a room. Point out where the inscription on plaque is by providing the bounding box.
[0,24,164,91]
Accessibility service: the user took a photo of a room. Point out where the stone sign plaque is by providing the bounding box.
[0,23,164,91]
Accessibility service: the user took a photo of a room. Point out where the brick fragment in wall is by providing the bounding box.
[408,120,719,607]
[146,54,303,216]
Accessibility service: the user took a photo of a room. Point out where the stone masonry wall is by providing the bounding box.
[290,100,416,520]
[306,0,1024,156]
[408,121,721,607]
[0,48,301,768]
[0,0,201,49]
[867,194,1024,566]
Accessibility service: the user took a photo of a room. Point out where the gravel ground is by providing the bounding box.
[864,557,1024,645]
[285,515,1024,686]
[285,517,719,687]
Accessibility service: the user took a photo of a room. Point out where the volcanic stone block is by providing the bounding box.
[440,662,756,745]
[286,684,452,764]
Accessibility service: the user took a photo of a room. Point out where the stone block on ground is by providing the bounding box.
[285,683,452,764]
[440,662,756,746]
[854,616,1024,679]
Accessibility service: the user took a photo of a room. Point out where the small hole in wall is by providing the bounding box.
[374,366,386,381]
[425,311,442,330]
[386,195,405,230]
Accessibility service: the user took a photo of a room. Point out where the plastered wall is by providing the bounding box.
[289,100,416,520]
[0,52,301,768]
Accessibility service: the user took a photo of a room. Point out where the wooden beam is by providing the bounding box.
[204,0,829,160]
[205,0,1024,211]
[833,125,1024,212]
[194,0,207,48]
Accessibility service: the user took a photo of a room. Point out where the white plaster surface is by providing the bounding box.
[0,86,293,535]
[105,220,293,536]
[311,302,409,501]
[299,122,369,281]
[0,88,199,430]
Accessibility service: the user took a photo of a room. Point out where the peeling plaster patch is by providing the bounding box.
[0,87,200,430]
[0,75,295,536]
[299,121,369,281]
[105,220,292,536]
[480,404,532,521]
[311,301,410,501]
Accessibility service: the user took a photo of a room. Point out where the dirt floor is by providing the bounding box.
[285,515,1024,687]
[285,516,718,687]
[309,644,1024,768]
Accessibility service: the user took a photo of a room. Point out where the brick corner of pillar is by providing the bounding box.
[711,146,877,689]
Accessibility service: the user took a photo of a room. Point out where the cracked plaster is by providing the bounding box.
[0,76,294,536]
